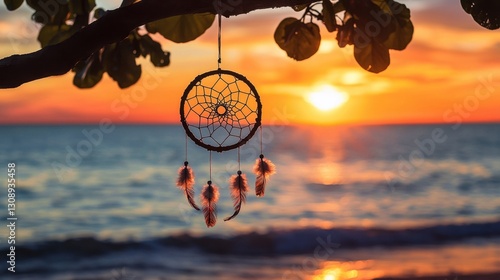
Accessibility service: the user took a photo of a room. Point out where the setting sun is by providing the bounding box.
[306,85,349,112]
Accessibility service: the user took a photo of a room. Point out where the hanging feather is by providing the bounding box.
[201,181,220,227]
[253,154,276,197]
[176,161,200,211]
[224,171,249,221]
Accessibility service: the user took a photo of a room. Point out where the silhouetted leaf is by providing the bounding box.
[322,0,337,32]
[333,1,345,13]
[292,4,308,11]
[344,0,380,20]
[48,27,77,46]
[28,0,70,25]
[52,4,70,25]
[4,0,23,11]
[73,52,104,88]
[341,0,394,44]
[274,18,321,61]
[336,17,354,47]
[69,0,95,15]
[37,24,73,48]
[93,8,106,19]
[139,34,171,67]
[72,14,88,29]
[373,0,413,50]
[322,0,346,32]
[131,33,142,58]
[461,0,500,30]
[25,0,37,9]
[146,13,215,43]
[354,37,390,73]
[103,41,142,89]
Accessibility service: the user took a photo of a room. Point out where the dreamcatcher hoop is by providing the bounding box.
[180,69,262,153]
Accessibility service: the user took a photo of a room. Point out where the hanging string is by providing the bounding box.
[209,150,212,181]
[238,147,241,171]
[185,134,188,162]
[217,2,222,70]
[260,126,263,154]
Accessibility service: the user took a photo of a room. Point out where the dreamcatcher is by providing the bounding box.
[176,11,276,227]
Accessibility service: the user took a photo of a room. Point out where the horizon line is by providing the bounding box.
[0,120,499,127]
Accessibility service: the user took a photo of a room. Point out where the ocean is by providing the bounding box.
[0,124,499,279]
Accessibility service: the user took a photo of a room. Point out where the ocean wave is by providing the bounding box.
[7,220,500,259]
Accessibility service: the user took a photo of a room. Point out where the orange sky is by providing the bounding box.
[0,1,499,125]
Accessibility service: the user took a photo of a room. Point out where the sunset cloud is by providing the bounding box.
[0,1,499,125]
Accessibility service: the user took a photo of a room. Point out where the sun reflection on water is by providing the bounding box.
[317,162,342,185]
[314,267,359,280]
[311,261,383,280]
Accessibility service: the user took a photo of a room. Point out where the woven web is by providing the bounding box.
[181,71,260,151]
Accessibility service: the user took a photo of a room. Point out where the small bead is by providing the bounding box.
[207,180,212,185]
[184,161,189,166]
[259,154,264,159]
[237,170,242,175]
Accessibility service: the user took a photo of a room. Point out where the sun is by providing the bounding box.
[306,85,349,112]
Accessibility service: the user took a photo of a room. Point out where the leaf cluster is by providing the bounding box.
[275,0,414,73]
[4,0,215,88]
[3,0,496,88]
[461,0,500,30]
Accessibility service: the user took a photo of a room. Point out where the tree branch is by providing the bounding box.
[0,0,316,89]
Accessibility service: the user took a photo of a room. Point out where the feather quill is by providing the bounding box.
[253,154,276,197]
[176,162,200,211]
[201,181,220,227]
[224,171,249,221]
